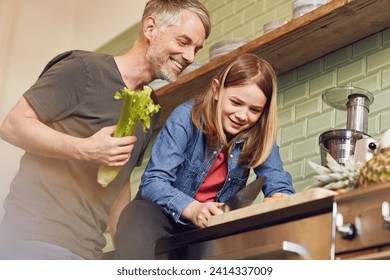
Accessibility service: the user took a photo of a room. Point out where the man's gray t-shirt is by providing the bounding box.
[0,50,159,259]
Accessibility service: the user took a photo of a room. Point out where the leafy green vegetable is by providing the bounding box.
[97,86,160,187]
[113,86,160,137]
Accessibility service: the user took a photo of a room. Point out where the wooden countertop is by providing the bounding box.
[155,188,336,255]
[208,188,337,226]
[156,184,390,256]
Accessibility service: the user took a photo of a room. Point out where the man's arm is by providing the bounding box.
[0,96,136,166]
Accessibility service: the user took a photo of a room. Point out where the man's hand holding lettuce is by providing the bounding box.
[97,86,160,187]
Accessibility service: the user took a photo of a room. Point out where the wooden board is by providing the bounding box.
[208,188,338,226]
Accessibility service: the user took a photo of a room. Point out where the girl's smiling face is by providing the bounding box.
[213,80,267,136]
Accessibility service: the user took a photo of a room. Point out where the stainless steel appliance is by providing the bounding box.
[319,86,376,165]
[319,129,368,166]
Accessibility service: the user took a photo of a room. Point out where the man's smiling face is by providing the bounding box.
[146,9,206,82]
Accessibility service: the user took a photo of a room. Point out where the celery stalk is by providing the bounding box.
[97,86,160,188]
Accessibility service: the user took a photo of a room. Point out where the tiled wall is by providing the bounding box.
[278,29,390,192]
[196,0,295,63]
[127,1,390,196]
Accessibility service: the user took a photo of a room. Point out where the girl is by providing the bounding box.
[114,53,295,259]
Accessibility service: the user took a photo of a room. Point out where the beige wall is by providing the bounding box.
[0,0,148,220]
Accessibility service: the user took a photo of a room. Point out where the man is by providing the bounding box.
[0,0,210,260]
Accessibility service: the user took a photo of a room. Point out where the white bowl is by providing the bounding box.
[209,38,249,61]
[180,62,205,76]
[263,21,288,34]
[292,0,331,19]
[148,79,169,90]
[379,128,390,153]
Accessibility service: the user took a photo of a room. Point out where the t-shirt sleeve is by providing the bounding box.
[24,51,87,123]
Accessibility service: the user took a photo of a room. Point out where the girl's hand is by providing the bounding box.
[181,201,224,228]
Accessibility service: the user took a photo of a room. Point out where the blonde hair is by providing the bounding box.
[141,0,211,38]
[192,53,278,168]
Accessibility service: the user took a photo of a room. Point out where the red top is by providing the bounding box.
[194,148,228,202]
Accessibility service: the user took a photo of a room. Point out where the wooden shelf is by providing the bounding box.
[154,0,390,128]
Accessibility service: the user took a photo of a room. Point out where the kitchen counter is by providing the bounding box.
[155,189,336,259]
[155,184,390,260]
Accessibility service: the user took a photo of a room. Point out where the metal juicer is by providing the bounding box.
[319,86,377,166]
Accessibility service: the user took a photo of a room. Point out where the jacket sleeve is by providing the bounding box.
[254,143,295,197]
[140,103,197,222]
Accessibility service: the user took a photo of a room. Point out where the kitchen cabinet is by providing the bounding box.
[155,188,337,259]
[334,183,390,260]
[155,183,390,260]
[154,0,390,129]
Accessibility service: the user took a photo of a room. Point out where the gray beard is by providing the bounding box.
[146,49,178,83]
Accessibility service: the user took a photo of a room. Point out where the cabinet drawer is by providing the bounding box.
[187,213,333,260]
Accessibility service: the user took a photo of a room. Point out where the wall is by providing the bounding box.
[197,0,295,63]
[0,0,149,220]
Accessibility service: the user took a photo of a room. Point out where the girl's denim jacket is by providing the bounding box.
[140,101,295,223]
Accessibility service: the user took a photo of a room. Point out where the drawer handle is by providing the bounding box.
[382,201,390,228]
[204,241,309,260]
[336,213,357,240]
